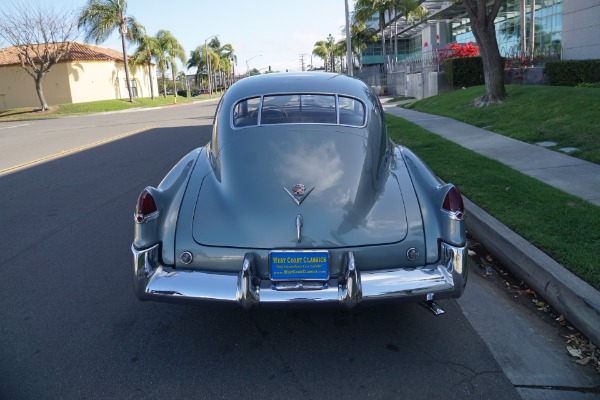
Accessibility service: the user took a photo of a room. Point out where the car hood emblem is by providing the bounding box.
[284,183,314,205]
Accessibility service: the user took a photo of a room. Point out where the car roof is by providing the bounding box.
[225,72,373,102]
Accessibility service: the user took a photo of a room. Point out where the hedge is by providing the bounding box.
[545,60,600,87]
[443,56,485,88]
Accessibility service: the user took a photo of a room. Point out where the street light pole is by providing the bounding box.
[345,0,353,76]
[245,54,262,76]
[204,34,218,98]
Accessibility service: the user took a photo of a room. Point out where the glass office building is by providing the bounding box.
[360,0,566,66]
[451,0,563,57]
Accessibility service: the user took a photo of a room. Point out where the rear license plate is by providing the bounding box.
[269,250,329,281]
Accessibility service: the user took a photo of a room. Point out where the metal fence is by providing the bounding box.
[354,46,561,96]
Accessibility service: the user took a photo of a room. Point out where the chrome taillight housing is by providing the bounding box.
[135,188,159,223]
[441,186,464,220]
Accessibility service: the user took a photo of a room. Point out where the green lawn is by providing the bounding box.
[404,85,600,165]
[387,114,600,290]
[0,94,217,121]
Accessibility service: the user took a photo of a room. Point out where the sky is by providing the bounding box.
[12,0,353,74]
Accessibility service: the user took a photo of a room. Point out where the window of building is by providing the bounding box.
[451,0,563,57]
[130,79,138,97]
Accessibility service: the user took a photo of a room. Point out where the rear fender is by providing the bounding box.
[133,148,203,264]
[398,146,466,263]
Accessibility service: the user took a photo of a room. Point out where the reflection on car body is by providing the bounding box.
[132,72,467,314]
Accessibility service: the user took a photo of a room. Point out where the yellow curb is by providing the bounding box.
[0,125,155,176]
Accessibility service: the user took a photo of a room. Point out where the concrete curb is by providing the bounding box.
[464,197,600,347]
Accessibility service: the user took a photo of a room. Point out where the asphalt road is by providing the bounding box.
[0,101,532,399]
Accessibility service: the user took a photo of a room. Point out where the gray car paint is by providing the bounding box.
[134,72,464,280]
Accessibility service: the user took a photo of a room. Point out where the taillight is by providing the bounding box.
[135,189,158,223]
[442,186,464,220]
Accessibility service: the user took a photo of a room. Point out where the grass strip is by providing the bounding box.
[0,94,217,121]
[386,113,600,290]
[404,85,600,165]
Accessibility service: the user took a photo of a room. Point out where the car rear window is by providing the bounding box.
[232,97,260,127]
[339,96,365,126]
[232,94,365,128]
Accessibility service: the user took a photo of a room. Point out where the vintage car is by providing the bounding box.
[132,72,467,314]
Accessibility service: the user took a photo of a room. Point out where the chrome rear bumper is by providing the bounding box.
[132,243,467,308]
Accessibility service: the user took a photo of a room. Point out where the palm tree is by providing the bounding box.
[206,37,223,94]
[187,45,208,90]
[156,30,185,98]
[335,40,348,72]
[313,35,336,71]
[177,71,189,97]
[77,0,143,102]
[350,23,378,70]
[219,43,236,88]
[132,30,159,100]
[354,0,389,68]
[354,0,428,66]
[312,40,329,71]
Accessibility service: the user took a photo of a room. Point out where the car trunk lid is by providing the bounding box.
[192,127,408,249]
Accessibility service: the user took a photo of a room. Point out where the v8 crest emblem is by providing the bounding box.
[284,183,314,205]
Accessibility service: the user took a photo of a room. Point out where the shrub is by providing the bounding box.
[439,42,479,60]
[545,60,600,86]
[577,82,600,88]
[444,57,485,87]
[177,90,189,97]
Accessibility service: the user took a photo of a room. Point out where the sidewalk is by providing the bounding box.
[381,99,600,206]
[380,98,600,350]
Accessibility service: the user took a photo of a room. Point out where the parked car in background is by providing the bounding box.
[132,72,467,313]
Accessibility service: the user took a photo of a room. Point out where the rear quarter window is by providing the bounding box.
[232,97,260,127]
[339,96,365,126]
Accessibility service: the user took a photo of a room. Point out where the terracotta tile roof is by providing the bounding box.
[0,42,127,66]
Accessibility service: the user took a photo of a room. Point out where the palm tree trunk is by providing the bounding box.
[172,68,177,98]
[147,56,155,100]
[121,30,134,102]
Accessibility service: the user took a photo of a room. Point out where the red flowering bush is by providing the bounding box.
[438,41,479,65]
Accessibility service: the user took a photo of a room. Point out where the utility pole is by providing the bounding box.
[299,53,308,71]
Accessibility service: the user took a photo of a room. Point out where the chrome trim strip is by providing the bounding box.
[295,214,303,242]
[133,210,159,224]
[441,208,465,221]
[132,242,467,308]
[284,186,314,206]
[230,92,368,130]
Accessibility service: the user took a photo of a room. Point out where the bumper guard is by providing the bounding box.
[132,243,467,309]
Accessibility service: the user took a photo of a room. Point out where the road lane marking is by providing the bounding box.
[0,123,32,130]
[0,125,155,176]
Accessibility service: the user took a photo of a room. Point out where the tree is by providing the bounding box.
[460,0,507,106]
[206,38,221,95]
[77,0,143,103]
[350,23,378,70]
[132,30,160,100]
[313,35,336,72]
[312,40,330,71]
[156,30,185,98]
[218,43,236,88]
[354,0,389,68]
[187,46,208,89]
[177,71,189,97]
[0,2,78,110]
[335,40,348,72]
